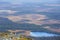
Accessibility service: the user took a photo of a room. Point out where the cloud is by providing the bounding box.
[39,20,60,25]
[43,26,50,29]
[6,14,48,25]
[45,4,60,6]
[43,26,60,33]
[35,8,53,12]
[0,10,17,14]
[6,14,47,21]
[6,14,60,25]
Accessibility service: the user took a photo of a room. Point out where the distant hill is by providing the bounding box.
[0,17,60,34]
[0,17,45,31]
[0,17,41,31]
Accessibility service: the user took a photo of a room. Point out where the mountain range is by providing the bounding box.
[0,17,60,35]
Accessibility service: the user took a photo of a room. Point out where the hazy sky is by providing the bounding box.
[0,0,59,4]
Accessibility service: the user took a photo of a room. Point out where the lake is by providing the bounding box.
[30,32,60,37]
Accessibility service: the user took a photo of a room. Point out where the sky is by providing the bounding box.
[0,0,60,4]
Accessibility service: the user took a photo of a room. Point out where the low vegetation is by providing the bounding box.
[0,32,33,40]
